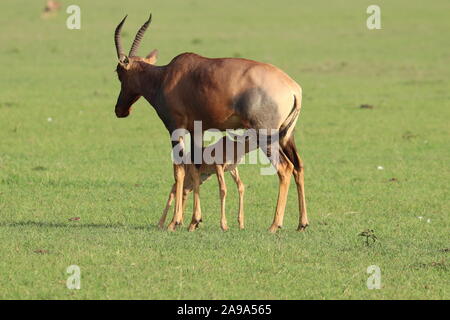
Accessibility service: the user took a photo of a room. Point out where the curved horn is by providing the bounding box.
[114,15,128,61]
[129,14,152,57]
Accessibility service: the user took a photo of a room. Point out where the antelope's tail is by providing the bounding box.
[278,94,301,145]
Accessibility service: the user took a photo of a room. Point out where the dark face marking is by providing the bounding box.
[114,63,142,118]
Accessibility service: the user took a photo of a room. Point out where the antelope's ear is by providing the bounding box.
[144,49,159,64]
[118,55,131,69]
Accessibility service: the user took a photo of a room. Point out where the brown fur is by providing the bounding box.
[113,16,307,232]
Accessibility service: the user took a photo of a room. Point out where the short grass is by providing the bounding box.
[0,0,448,299]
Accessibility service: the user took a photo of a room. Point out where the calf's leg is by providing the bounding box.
[229,168,245,229]
[215,165,228,231]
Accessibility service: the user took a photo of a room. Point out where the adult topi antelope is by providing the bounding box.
[113,14,308,232]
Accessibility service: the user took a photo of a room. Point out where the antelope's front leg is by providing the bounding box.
[163,186,189,229]
[167,163,186,231]
[188,165,202,231]
[216,165,228,231]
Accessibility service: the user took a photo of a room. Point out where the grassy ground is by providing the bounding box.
[0,0,448,299]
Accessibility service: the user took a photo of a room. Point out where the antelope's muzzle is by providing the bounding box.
[115,105,130,118]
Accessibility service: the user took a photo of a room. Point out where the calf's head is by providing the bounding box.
[114,14,158,118]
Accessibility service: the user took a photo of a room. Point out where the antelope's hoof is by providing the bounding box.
[188,223,199,232]
[221,224,228,232]
[297,224,309,232]
[167,222,178,231]
[268,224,281,233]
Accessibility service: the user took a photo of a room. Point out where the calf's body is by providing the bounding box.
[159,135,251,231]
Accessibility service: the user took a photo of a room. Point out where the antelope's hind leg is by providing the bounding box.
[283,137,309,231]
[267,148,294,233]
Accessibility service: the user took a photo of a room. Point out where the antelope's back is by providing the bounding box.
[164,53,301,131]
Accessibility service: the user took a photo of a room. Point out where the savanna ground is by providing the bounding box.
[0,0,448,299]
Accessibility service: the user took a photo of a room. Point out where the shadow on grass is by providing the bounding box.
[0,220,159,231]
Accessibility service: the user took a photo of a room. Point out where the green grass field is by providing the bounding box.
[0,0,448,299]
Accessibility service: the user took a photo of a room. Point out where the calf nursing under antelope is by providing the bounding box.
[113,14,309,232]
[158,133,254,231]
